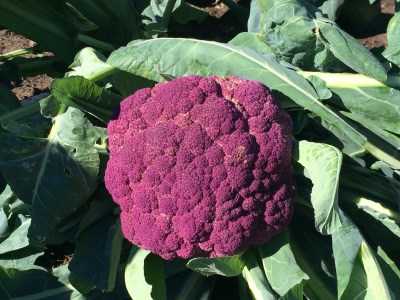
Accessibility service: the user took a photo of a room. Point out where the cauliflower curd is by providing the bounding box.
[105,75,296,260]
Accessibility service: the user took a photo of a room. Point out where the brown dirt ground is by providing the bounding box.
[0,0,395,101]
[0,30,53,100]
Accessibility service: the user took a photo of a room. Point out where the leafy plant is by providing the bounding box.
[0,0,400,299]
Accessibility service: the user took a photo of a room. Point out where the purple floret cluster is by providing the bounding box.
[105,75,296,260]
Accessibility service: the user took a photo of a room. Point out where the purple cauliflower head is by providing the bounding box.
[105,75,296,260]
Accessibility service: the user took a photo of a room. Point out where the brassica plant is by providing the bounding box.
[0,0,399,299]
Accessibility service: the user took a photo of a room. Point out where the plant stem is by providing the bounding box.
[298,71,400,88]
[75,34,115,52]
[364,141,400,169]
[161,0,178,28]
[0,101,40,125]
[0,45,45,61]
[87,65,118,83]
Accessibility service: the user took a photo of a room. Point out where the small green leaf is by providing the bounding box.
[259,228,309,296]
[65,47,111,79]
[293,140,343,234]
[0,84,21,115]
[229,32,273,55]
[306,75,332,100]
[0,246,44,270]
[125,247,167,300]
[50,76,122,123]
[187,253,245,277]
[0,215,30,255]
[383,12,400,67]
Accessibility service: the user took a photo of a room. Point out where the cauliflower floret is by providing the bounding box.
[105,75,296,260]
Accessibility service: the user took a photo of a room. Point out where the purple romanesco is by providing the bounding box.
[105,75,296,260]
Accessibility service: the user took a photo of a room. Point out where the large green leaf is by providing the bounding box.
[0,106,100,244]
[187,253,245,277]
[293,140,343,234]
[106,38,398,167]
[258,228,309,297]
[125,247,167,300]
[383,12,400,67]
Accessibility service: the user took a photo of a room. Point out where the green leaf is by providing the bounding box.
[316,18,386,81]
[50,76,123,123]
[69,217,124,292]
[319,0,345,20]
[342,241,394,299]
[65,47,111,79]
[172,1,208,25]
[293,140,343,234]
[0,264,81,299]
[278,281,307,300]
[0,84,21,115]
[375,247,400,297]
[112,71,157,98]
[0,215,30,254]
[187,253,245,277]
[106,38,399,167]
[74,188,116,238]
[306,75,332,100]
[241,247,275,300]
[0,246,44,270]
[166,269,217,300]
[383,12,400,67]
[248,0,263,33]
[348,192,400,239]
[0,106,100,244]
[326,84,400,136]
[331,212,363,299]
[62,0,142,47]
[289,205,337,300]
[228,32,274,55]
[125,247,167,300]
[258,228,309,296]
[256,0,386,81]
[377,247,400,278]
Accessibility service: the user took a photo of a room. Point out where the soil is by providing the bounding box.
[0,0,396,269]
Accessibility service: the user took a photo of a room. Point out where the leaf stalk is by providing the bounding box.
[161,0,178,28]
[298,71,400,88]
